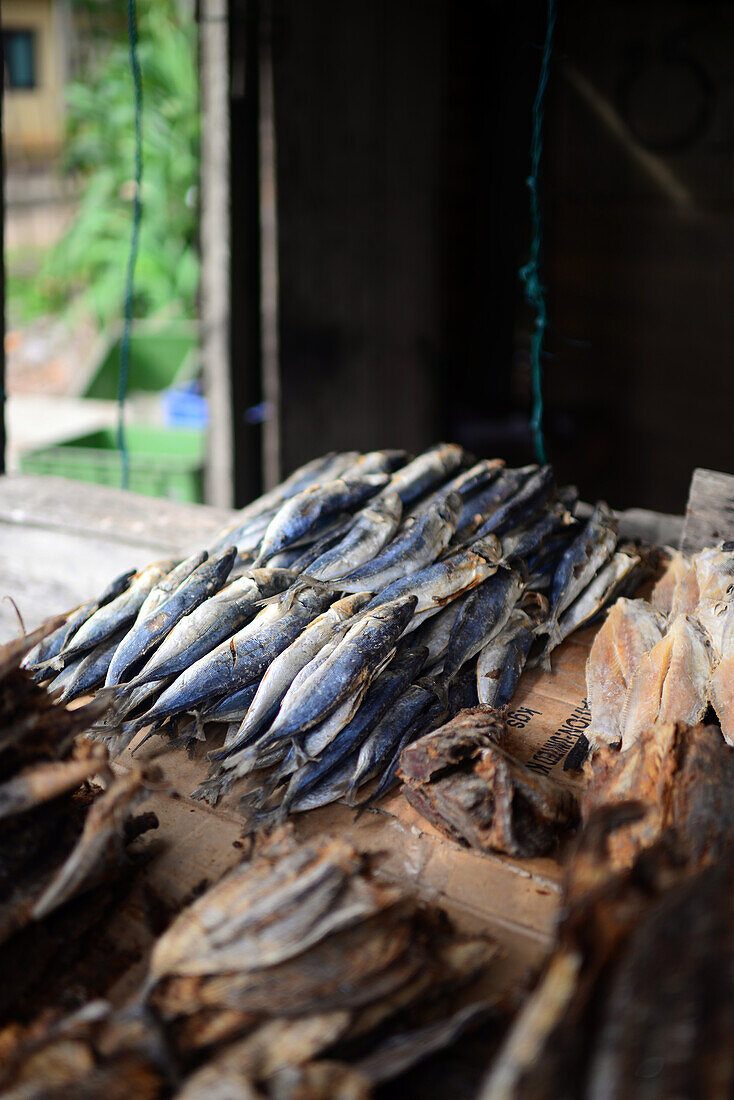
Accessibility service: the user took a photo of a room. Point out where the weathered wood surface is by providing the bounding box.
[0,475,238,642]
[681,467,734,555]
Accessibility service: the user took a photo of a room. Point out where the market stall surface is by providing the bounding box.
[0,474,681,1011]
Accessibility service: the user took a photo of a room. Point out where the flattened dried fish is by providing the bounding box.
[650,548,696,615]
[585,598,666,750]
[620,614,714,748]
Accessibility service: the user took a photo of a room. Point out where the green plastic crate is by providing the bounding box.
[19,426,206,503]
[82,320,199,400]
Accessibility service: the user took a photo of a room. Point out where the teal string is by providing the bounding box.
[117,0,144,489]
[519,0,556,466]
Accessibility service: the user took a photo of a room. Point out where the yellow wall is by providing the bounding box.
[3,0,66,159]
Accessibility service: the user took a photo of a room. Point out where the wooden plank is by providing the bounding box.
[0,474,239,641]
[681,467,734,555]
[0,474,238,550]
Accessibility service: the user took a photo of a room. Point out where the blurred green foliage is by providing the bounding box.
[11,0,199,327]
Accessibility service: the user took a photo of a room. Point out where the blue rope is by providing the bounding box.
[117,0,144,489]
[519,0,556,466]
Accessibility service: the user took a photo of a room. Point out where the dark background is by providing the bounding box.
[228,0,734,513]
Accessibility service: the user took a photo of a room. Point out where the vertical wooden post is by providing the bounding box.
[0,25,6,476]
[258,0,281,490]
[229,0,263,506]
[200,0,234,506]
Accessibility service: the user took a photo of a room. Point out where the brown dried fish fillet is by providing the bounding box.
[650,548,699,616]
[585,598,665,749]
[150,835,400,983]
[175,1013,351,1098]
[0,1000,167,1100]
[153,908,420,1020]
[481,773,734,1100]
[619,614,714,748]
[398,707,507,785]
[267,1061,370,1100]
[400,714,577,858]
[583,853,734,1100]
[583,722,734,872]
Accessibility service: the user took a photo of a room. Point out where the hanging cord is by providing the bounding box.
[117,0,144,489]
[519,0,556,466]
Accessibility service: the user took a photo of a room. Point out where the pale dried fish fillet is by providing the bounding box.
[650,549,696,616]
[693,544,734,605]
[696,596,734,659]
[710,649,734,746]
[620,614,714,749]
[585,598,665,750]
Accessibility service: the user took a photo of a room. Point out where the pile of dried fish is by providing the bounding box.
[482,720,734,1098]
[0,828,500,1099]
[581,541,734,764]
[0,623,159,1024]
[22,444,642,821]
[400,709,578,858]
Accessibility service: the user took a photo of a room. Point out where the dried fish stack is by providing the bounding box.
[400,709,578,858]
[21,444,641,822]
[481,720,734,1099]
[583,540,734,762]
[0,624,159,1023]
[0,829,499,1099]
